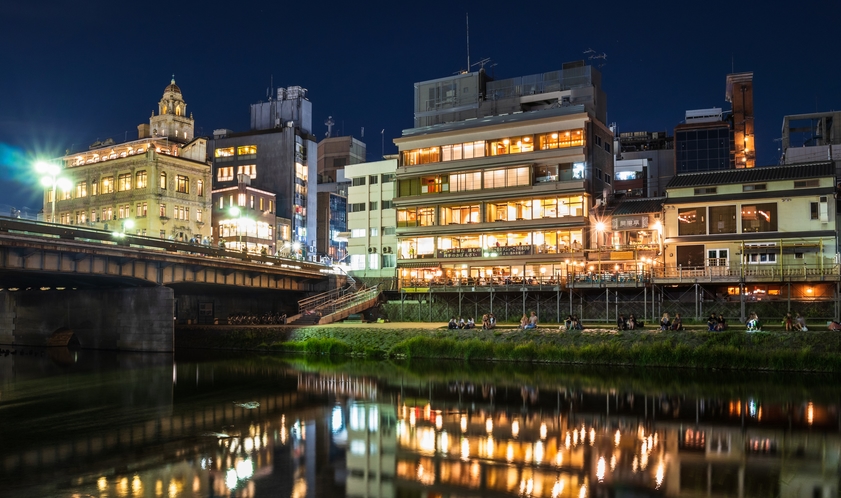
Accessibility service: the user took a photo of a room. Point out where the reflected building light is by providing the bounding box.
[410,410,417,428]
[641,450,649,470]
[192,475,200,493]
[512,420,520,438]
[648,435,653,449]
[589,428,595,446]
[486,418,494,434]
[226,469,238,490]
[118,477,129,495]
[435,414,443,431]
[168,478,180,497]
[461,415,468,432]
[540,422,547,440]
[552,478,565,498]
[244,437,254,453]
[597,456,606,482]
[470,461,481,482]
[573,429,579,446]
[97,477,107,491]
[155,480,163,496]
[507,442,514,462]
[527,478,534,495]
[555,450,563,467]
[565,431,571,449]
[655,461,665,489]
[579,483,587,498]
[807,402,814,425]
[653,433,658,447]
[236,459,253,479]
[417,463,425,481]
[610,454,617,471]
[420,428,436,455]
[525,445,533,463]
[487,436,495,457]
[632,456,639,473]
[641,439,648,455]
[132,475,142,494]
[461,437,470,461]
[441,431,450,454]
[535,441,545,464]
[424,403,431,421]
[614,430,621,447]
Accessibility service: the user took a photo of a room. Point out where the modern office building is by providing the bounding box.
[344,157,398,287]
[209,86,317,255]
[315,182,348,263]
[45,78,212,241]
[393,63,614,288]
[211,174,278,253]
[673,72,755,174]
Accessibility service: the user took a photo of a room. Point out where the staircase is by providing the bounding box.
[286,284,381,326]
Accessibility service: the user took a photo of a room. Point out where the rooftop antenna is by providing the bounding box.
[381,129,385,158]
[466,13,470,73]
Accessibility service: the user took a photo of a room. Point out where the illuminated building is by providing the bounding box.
[393,62,614,296]
[674,72,755,174]
[614,130,674,198]
[209,86,317,256]
[211,174,278,253]
[46,78,211,241]
[661,161,839,306]
[344,157,398,287]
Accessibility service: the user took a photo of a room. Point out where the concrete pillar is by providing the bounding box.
[0,287,174,352]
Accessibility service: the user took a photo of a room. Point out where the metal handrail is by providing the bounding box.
[314,286,380,317]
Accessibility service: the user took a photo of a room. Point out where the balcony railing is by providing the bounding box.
[653,264,840,281]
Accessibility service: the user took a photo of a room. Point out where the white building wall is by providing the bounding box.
[344,159,398,279]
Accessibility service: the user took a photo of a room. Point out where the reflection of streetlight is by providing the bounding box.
[36,161,71,223]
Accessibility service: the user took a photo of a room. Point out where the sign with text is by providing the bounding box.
[612,216,649,230]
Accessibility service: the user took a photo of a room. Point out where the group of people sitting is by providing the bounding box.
[659,313,684,331]
[746,312,762,331]
[782,312,808,331]
[448,316,476,329]
[707,313,728,331]
[617,314,642,330]
[482,313,497,329]
[562,315,583,331]
[518,311,539,329]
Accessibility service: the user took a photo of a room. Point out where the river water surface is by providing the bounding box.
[1,348,839,497]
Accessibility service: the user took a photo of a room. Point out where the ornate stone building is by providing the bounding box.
[44,78,212,241]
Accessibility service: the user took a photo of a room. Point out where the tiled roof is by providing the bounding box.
[666,162,835,189]
[610,197,665,216]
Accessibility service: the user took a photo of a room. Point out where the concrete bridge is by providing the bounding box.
[0,218,339,351]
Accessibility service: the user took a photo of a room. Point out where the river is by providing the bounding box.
[1,348,839,497]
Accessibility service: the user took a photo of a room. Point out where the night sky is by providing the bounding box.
[2,0,839,212]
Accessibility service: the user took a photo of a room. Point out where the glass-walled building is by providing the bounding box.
[393,64,614,288]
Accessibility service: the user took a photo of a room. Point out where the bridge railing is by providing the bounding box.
[0,216,329,272]
[298,284,359,314]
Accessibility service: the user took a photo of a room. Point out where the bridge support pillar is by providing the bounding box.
[0,287,174,352]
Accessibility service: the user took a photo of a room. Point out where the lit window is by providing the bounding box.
[91,181,98,196]
[237,145,257,156]
[237,164,256,179]
[75,181,87,198]
[136,202,148,217]
[215,147,234,159]
[136,171,147,189]
[176,175,189,194]
[159,172,167,189]
[118,173,132,191]
[159,204,167,217]
[351,228,366,238]
[197,209,203,223]
[101,176,114,194]
[218,167,234,181]
[197,180,204,197]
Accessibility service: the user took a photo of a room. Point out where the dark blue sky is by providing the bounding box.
[2,0,839,211]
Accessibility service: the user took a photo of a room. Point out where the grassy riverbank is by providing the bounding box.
[176,323,841,372]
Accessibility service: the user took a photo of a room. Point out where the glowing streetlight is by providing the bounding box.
[228,206,247,252]
[595,221,606,276]
[36,161,71,223]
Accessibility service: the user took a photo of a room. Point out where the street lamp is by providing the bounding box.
[36,161,71,223]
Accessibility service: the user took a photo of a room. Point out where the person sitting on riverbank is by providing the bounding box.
[489,313,497,329]
[467,317,475,329]
[671,313,683,331]
[482,314,490,329]
[660,313,671,331]
[564,315,573,331]
[524,311,538,329]
[707,313,717,331]
[448,317,458,329]
[571,315,583,330]
[628,314,637,330]
[458,317,466,329]
[783,312,794,331]
[716,313,727,331]
[746,312,761,332]
[617,314,627,331]
[795,312,807,331]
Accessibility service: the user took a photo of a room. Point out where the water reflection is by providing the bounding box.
[0,350,839,497]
